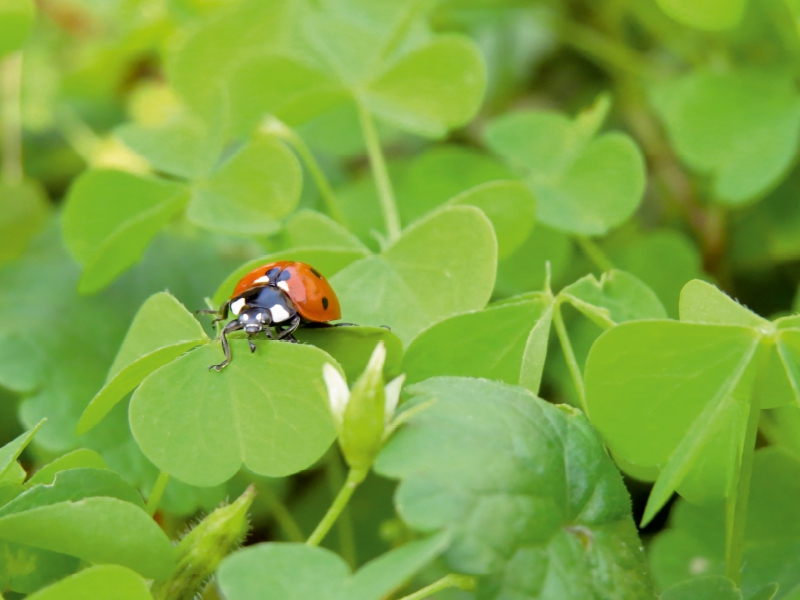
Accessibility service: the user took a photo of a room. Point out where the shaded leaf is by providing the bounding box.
[62,170,190,293]
[375,377,652,599]
[77,292,207,435]
[486,95,645,235]
[652,70,800,205]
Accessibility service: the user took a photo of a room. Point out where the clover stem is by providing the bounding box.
[325,449,357,566]
[397,574,477,600]
[725,387,761,584]
[261,117,348,227]
[575,236,615,273]
[553,302,588,414]
[307,467,367,548]
[259,482,304,543]
[552,16,653,80]
[146,471,171,518]
[1,52,23,184]
[357,101,402,243]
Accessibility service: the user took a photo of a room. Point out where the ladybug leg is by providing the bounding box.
[277,316,301,342]
[208,319,243,372]
[248,337,257,353]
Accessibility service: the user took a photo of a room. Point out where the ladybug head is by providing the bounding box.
[238,307,271,334]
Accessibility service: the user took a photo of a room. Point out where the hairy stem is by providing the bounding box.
[1,52,23,183]
[575,236,615,272]
[357,101,402,243]
[307,467,367,549]
[261,117,348,226]
[398,574,477,600]
[146,471,171,518]
[553,303,588,414]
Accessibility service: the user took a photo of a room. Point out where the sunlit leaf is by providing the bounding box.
[0,0,35,58]
[26,565,151,600]
[217,533,449,600]
[656,0,746,31]
[130,341,338,486]
[331,206,497,345]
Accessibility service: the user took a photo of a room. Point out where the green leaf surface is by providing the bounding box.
[0,469,145,517]
[585,321,761,522]
[283,209,370,253]
[656,0,746,30]
[362,35,486,138]
[651,70,800,204]
[495,224,574,298]
[77,292,208,435]
[331,206,497,345]
[375,377,652,599]
[660,576,742,600]
[0,0,35,58]
[26,565,152,600]
[0,496,174,579]
[680,280,768,327]
[62,170,190,293]
[130,341,337,486]
[26,449,107,487]
[402,296,548,385]
[116,109,223,180]
[395,145,514,226]
[560,270,667,328]
[217,533,449,600]
[485,95,645,235]
[604,229,704,318]
[448,180,536,260]
[295,325,403,381]
[188,136,302,236]
[0,542,78,595]
[650,448,800,599]
[0,181,50,263]
[0,421,44,481]
[212,247,368,307]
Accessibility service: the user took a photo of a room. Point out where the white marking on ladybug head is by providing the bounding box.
[254,275,270,284]
[277,281,290,292]
[231,298,246,315]
[270,304,291,323]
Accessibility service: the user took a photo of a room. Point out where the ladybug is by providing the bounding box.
[201,261,342,371]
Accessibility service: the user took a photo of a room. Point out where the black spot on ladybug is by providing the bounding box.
[310,268,323,279]
[265,267,280,280]
[322,297,329,310]
[278,270,292,282]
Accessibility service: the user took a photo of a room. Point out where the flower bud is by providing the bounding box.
[152,485,255,600]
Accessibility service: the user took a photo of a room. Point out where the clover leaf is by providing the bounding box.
[485,94,645,235]
[77,292,208,435]
[217,533,449,600]
[26,565,152,600]
[62,170,190,294]
[129,341,339,486]
[375,377,653,599]
[651,70,800,205]
[170,0,486,139]
[331,205,497,345]
[650,448,798,599]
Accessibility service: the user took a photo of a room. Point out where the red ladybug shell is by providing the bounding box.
[230,261,342,323]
